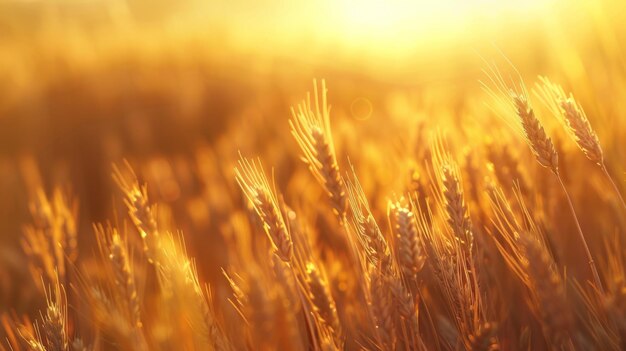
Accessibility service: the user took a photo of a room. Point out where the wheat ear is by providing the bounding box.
[305,262,342,337]
[511,90,603,293]
[95,225,143,329]
[389,198,425,279]
[346,173,392,273]
[369,267,395,349]
[519,235,574,346]
[536,77,626,212]
[38,277,68,351]
[114,163,230,350]
[535,77,602,164]
[513,94,559,174]
[112,162,160,262]
[290,79,348,221]
[235,155,293,262]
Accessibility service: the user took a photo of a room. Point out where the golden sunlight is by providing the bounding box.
[331,0,550,42]
[1,0,625,350]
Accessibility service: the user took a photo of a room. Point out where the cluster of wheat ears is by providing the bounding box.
[2,69,626,351]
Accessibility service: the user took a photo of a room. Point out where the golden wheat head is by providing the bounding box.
[235,155,293,262]
[535,76,603,165]
[290,79,348,220]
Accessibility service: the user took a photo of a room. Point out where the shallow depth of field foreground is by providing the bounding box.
[1,0,626,350]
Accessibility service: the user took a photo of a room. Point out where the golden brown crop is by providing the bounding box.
[1,1,626,350]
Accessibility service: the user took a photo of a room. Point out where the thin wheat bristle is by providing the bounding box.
[25,339,47,351]
[19,327,47,351]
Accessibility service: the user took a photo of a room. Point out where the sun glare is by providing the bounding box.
[329,0,551,46]
[2,0,626,350]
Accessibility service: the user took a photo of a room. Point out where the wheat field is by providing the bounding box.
[1,0,626,350]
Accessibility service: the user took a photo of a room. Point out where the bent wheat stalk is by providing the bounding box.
[483,65,605,293]
[305,262,342,338]
[94,224,148,350]
[112,162,160,262]
[290,79,348,221]
[235,155,293,262]
[536,77,626,213]
[114,162,231,350]
[520,235,574,347]
[515,93,604,294]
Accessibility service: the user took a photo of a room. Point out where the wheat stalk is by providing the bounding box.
[519,235,574,347]
[425,136,502,350]
[305,262,342,338]
[41,292,67,351]
[113,162,160,262]
[246,270,278,350]
[515,93,604,293]
[114,163,231,350]
[94,223,145,341]
[487,187,577,347]
[369,267,395,349]
[513,94,560,174]
[485,140,528,193]
[108,233,142,329]
[441,164,473,244]
[536,77,626,213]
[389,198,426,279]
[535,77,603,164]
[21,189,78,293]
[346,173,392,274]
[388,275,416,321]
[484,65,605,294]
[290,79,348,221]
[235,155,293,262]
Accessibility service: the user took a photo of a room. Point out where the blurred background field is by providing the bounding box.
[1,0,623,214]
[1,0,626,348]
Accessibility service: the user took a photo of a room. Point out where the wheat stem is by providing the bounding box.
[601,164,626,213]
[290,266,321,351]
[556,175,604,294]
